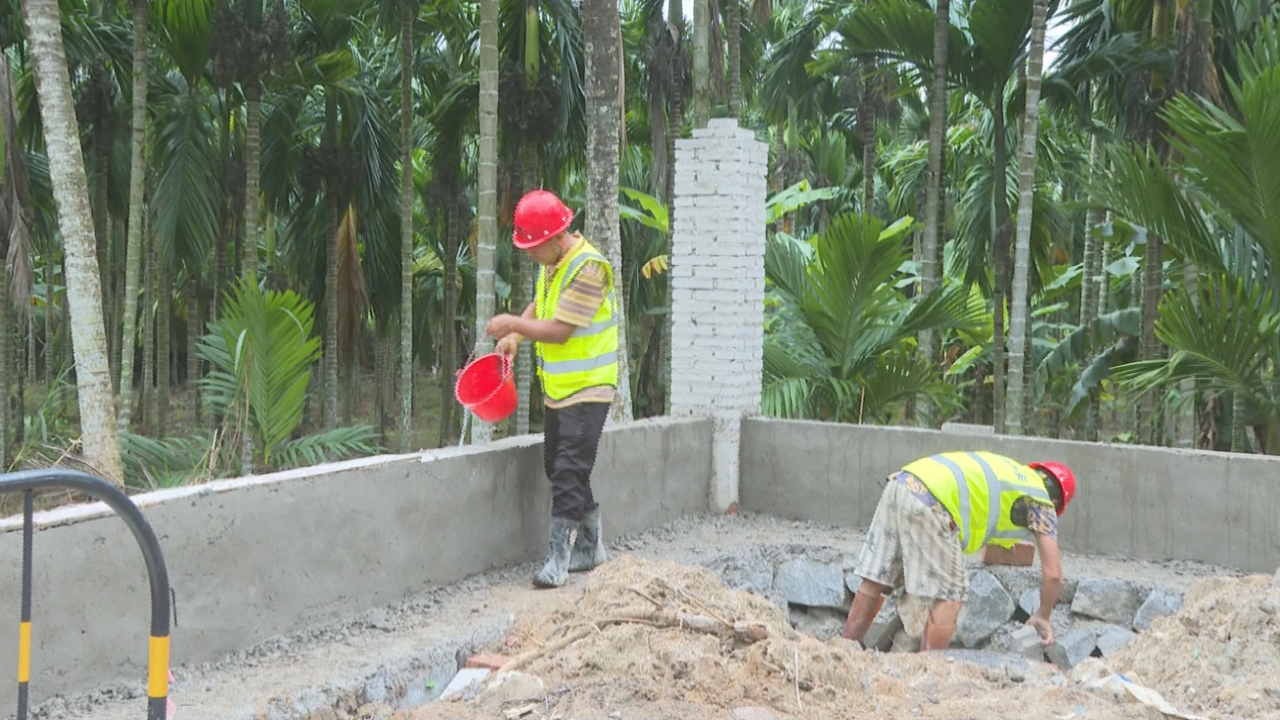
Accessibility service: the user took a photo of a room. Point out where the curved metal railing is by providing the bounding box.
[1,469,171,720]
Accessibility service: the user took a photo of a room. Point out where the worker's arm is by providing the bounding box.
[1027,527,1064,645]
[494,303,536,355]
[492,262,606,347]
[487,301,577,346]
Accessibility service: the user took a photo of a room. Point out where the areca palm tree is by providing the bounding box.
[837,0,1038,430]
[584,0,632,422]
[471,0,500,443]
[1102,24,1280,451]
[21,0,124,482]
[1005,0,1052,433]
[762,212,985,423]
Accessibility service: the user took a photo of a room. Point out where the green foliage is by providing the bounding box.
[198,277,321,468]
[1113,274,1280,428]
[1034,308,1142,420]
[762,211,984,423]
[193,277,382,472]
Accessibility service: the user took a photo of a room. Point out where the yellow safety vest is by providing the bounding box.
[534,238,619,401]
[902,451,1055,555]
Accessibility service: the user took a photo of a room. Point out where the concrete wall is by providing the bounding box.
[0,416,712,704]
[740,418,1280,574]
[669,118,768,512]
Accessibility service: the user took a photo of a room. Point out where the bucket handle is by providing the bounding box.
[456,347,514,383]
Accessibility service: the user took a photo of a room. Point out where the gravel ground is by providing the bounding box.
[12,511,1245,720]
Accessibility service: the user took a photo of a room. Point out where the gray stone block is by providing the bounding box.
[1096,625,1137,657]
[1132,588,1183,631]
[775,556,848,609]
[1072,578,1142,625]
[1010,624,1046,660]
[956,570,1016,648]
[1057,627,1099,668]
[789,606,847,641]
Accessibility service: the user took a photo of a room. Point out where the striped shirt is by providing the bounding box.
[542,237,615,408]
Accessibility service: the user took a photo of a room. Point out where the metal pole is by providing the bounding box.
[16,490,33,719]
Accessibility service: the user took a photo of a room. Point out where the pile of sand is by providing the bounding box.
[417,555,1159,720]
[1110,568,1280,720]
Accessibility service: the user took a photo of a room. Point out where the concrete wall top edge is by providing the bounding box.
[739,416,1280,573]
[0,415,713,533]
[746,416,1280,465]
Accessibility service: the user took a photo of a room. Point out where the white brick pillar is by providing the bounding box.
[668,119,767,513]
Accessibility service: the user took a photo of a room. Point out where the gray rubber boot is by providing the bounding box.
[569,505,608,573]
[533,516,580,588]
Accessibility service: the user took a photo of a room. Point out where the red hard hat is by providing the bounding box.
[512,190,574,249]
[1028,461,1076,516]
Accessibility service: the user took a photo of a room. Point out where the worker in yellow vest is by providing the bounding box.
[484,189,619,589]
[841,451,1078,651]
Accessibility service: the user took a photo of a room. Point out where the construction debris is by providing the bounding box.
[408,555,1167,719]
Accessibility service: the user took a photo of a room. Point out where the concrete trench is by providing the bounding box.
[3,415,1274,719]
[134,531,1209,720]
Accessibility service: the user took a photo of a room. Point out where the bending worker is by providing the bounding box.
[842,451,1077,650]
[485,189,618,589]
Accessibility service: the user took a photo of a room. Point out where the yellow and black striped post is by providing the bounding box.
[16,489,33,719]
[2,470,171,720]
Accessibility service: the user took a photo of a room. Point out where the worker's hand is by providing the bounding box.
[486,314,520,339]
[1025,615,1054,646]
[495,334,520,357]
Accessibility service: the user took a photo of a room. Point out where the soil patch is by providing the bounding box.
[411,555,1161,720]
[1109,569,1280,720]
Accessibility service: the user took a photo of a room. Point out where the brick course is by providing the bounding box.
[669,119,768,512]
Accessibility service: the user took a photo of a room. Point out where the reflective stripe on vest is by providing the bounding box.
[534,238,619,400]
[903,451,1053,555]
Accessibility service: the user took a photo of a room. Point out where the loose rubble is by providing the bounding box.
[22,512,1256,720]
[410,555,1160,720]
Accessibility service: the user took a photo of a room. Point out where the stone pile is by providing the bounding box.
[704,544,1185,668]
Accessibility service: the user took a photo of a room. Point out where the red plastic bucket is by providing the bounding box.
[455,353,517,423]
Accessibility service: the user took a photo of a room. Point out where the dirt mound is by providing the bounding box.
[1111,569,1280,720]
[415,555,1159,720]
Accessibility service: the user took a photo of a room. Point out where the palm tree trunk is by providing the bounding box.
[991,97,1011,433]
[399,5,415,451]
[324,187,339,431]
[917,0,949,429]
[0,229,8,471]
[1004,0,1049,435]
[661,0,685,416]
[692,0,710,128]
[1080,131,1106,441]
[726,0,741,117]
[142,214,155,431]
[244,82,261,282]
[471,0,500,444]
[439,184,460,446]
[92,131,112,390]
[117,0,148,433]
[22,0,125,483]
[186,271,199,430]
[241,78,262,471]
[513,149,538,435]
[43,250,54,381]
[158,264,170,437]
[584,0,633,423]
[860,85,877,214]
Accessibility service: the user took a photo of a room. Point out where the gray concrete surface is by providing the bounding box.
[0,416,711,706]
[740,418,1280,573]
[11,511,1238,720]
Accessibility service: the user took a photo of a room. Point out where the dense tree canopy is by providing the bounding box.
[2,0,1279,492]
